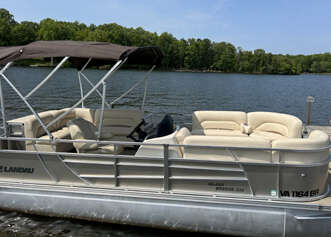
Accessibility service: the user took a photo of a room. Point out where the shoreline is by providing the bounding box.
[9,64,331,76]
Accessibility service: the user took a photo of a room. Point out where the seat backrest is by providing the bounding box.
[67,118,99,152]
[247,112,302,138]
[94,109,144,139]
[73,108,95,123]
[272,130,329,164]
[52,109,76,131]
[16,110,58,139]
[175,127,191,156]
[192,111,247,135]
[183,135,272,162]
[135,131,182,158]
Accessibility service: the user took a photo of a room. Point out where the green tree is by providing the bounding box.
[1,8,331,74]
[0,8,17,46]
[177,39,188,69]
[11,21,39,45]
[212,42,236,72]
[184,38,200,69]
[87,29,109,42]
[38,19,76,40]
[157,32,180,69]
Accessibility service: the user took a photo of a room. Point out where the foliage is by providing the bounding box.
[1,8,331,74]
[0,8,17,46]
[11,21,39,45]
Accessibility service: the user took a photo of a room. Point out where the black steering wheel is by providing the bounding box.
[127,119,147,142]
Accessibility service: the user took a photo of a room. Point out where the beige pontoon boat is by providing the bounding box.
[0,41,330,237]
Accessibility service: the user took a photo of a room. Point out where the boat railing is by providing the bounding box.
[0,135,329,202]
[0,135,329,154]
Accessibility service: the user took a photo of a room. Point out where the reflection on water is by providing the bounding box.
[1,67,331,236]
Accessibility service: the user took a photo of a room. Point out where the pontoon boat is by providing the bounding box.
[0,41,330,237]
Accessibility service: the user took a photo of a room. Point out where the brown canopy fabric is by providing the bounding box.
[0,41,163,67]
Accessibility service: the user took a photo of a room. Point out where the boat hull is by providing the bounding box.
[0,183,329,237]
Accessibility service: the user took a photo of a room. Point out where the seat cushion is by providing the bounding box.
[93,109,143,139]
[33,142,74,152]
[175,127,191,156]
[247,112,302,138]
[86,144,123,154]
[272,130,329,164]
[67,118,99,152]
[183,135,272,162]
[34,127,73,152]
[38,127,70,143]
[192,111,247,131]
[250,131,286,141]
[192,129,247,137]
[135,131,182,158]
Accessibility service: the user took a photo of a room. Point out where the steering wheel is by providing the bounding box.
[127,119,147,142]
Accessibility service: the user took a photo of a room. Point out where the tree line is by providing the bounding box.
[1,8,331,74]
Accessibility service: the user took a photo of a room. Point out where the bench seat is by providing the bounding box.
[249,131,286,141]
[183,135,272,162]
[192,111,303,141]
[35,127,73,152]
[192,129,248,137]
[8,108,144,152]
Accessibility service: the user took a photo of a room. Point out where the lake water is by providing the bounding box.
[1,66,331,236]
[3,67,331,125]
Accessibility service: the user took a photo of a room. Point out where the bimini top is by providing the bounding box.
[0,40,163,67]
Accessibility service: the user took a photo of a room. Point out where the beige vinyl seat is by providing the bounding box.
[67,118,123,154]
[8,108,143,152]
[9,110,74,152]
[272,130,329,164]
[191,111,247,137]
[247,112,303,141]
[135,127,191,158]
[183,135,272,162]
[93,109,144,141]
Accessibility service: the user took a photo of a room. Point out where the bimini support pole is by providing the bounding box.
[25,56,69,99]
[77,58,92,108]
[0,70,53,139]
[79,71,111,109]
[47,59,126,129]
[97,81,107,140]
[78,71,84,108]
[109,65,156,108]
[0,62,13,137]
[141,65,155,110]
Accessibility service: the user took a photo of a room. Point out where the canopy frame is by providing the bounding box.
[0,53,156,145]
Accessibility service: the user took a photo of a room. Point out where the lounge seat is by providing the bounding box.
[8,110,75,152]
[191,111,303,141]
[8,108,143,152]
[247,112,303,141]
[272,130,329,164]
[191,111,247,137]
[183,135,272,162]
[67,118,123,154]
[37,127,73,152]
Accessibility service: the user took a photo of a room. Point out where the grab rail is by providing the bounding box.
[0,136,329,153]
[0,135,329,202]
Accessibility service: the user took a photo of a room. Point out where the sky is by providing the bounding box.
[1,0,331,55]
